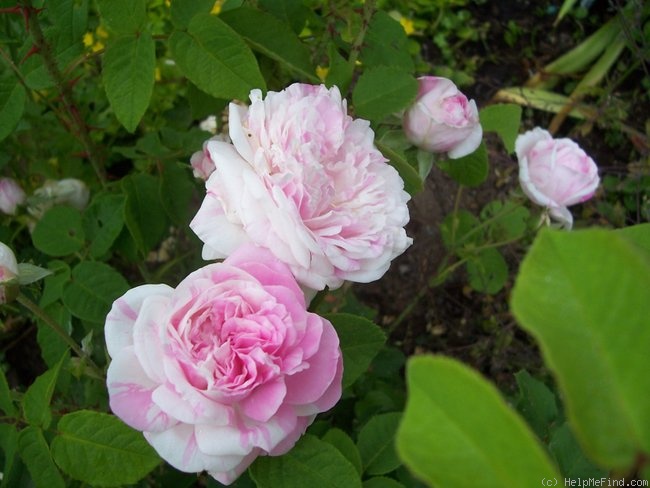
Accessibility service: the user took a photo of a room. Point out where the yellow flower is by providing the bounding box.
[400,17,415,36]
[316,66,329,82]
[211,0,223,15]
[164,0,170,6]
[92,41,104,53]
[82,32,94,48]
[155,67,161,82]
[96,25,109,39]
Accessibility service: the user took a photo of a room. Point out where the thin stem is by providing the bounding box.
[347,0,376,70]
[22,0,107,186]
[16,293,104,378]
[449,185,464,246]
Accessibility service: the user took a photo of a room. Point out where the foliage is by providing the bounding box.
[0,0,648,487]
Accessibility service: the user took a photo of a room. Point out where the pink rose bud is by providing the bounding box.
[105,244,343,485]
[0,178,26,215]
[190,83,412,291]
[403,76,483,159]
[0,242,19,304]
[190,134,230,180]
[516,127,600,229]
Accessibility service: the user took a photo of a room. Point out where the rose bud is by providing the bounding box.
[403,76,483,159]
[0,178,26,215]
[0,242,19,304]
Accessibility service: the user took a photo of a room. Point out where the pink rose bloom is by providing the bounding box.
[403,76,482,159]
[0,242,18,304]
[516,127,599,229]
[190,83,412,291]
[105,244,343,485]
[0,177,26,215]
[190,135,230,180]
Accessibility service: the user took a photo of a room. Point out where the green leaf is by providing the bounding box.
[323,428,363,475]
[616,222,650,254]
[480,200,530,242]
[0,368,16,417]
[220,7,318,82]
[160,161,196,226]
[374,140,423,197]
[122,173,168,255]
[353,67,418,123]
[258,0,309,34]
[363,477,406,488]
[16,263,53,285]
[96,0,147,35]
[358,412,402,475]
[62,261,129,323]
[437,142,489,187]
[22,354,66,429]
[514,370,559,440]
[170,14,266,101]
[32,206,85,257]
[440,210,481,250]
[83,193,126,258]
[325,43,354,95]
[103,33,155,132]
[479,104,522,153]
[0,423,20,486]
[466,247,508,295]
[170,0,215,29]
[48,0,88,51]
[548,423,607,480]
[361,11,414,72]
[39,260,71,308]
[0,78,26,142]
[323,313,386,389]
[51,410,160,486]
[397,355,560,487]
[18,426,65,488]
[511,227,650,469]
[37,303,73,368]
[187,82,228,120]
[250,434,362,488]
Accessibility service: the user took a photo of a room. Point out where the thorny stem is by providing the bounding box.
[21,0,107,186]
[16,293,104,379]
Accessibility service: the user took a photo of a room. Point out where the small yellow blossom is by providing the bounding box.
[211,0,223,15]
[164,0,170,6]
[155,67,161,82]
[400,17,415,36]
[96,25,109,39]
[82,32,94,48]
[316,66,329,82]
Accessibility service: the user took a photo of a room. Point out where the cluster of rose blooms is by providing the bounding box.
[0,77,599,484]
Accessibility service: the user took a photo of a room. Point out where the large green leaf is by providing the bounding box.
[32,206,85,257]
[122,173,168,255]
[353,67,418,123]
[360,11,414,72]
[170,0,214,29]
[22,355,66,429]
[0,423,20,487]
[479,104,522,153]
[96,0,147,35]
[357,412,402,475]
[437,142,489,187]
[323,428,363,475]
[511,227,650,469]
[103,33,155,132]
[83,193,126,258]
[18,426,66,488]
[250,434,362,488]
[51,411,160,486]
[258,0,309,34]
[170,14,265,101]
[0,368,16,417]
[220,7,317,82]
[374,140,423,197]
[62,261,129,323]
[36,303,73,368]
[323,313,386,388]
[397,355,560,487]
[0,78,26,142]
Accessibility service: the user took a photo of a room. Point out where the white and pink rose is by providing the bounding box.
[105,244,342,485]
[516,127,599,229]
[0,242,18,304]
[0,177,26,215]
[402,76,482,159]
[190,83,412,291]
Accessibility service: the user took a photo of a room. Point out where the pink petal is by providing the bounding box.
[240,380,287,422]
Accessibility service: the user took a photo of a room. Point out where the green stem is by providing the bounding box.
[22,0,107,187]
[347,0,376,70]
[16,293,104,378]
